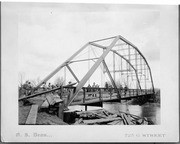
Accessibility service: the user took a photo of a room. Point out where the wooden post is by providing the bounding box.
[99,88,102,101]
[83,88,86,103]
[58,101,64,120]
[85,105,87,111]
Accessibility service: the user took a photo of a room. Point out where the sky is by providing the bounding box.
[16,3,160,88]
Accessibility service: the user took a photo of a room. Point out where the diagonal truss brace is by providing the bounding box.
[66,64,80,83]
[102,60,121,100]
[66,36,120,107]
[36,43,89,88]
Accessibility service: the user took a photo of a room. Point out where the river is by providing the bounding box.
[68,101,160,125]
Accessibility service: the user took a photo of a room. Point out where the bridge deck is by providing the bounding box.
[70,90,153,106]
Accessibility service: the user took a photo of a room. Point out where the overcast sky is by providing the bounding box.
[15,3,160,88]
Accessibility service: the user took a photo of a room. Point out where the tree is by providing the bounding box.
[18,72,25,87]
[54,77,64,86]
[29,77,41,87]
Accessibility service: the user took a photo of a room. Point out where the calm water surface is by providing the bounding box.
[69,102,160,124]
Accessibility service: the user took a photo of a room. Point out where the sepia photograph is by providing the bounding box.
[1,1,179,142]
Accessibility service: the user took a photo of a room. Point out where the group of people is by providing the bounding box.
[105,82,129,95]
[87,82,100,97]
[42,82,60,91]
[21,81,33,95]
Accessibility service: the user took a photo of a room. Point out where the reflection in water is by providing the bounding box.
[68,102,160,125]
[103,102,160,125]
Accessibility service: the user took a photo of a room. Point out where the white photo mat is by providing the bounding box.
[1,2,179,142]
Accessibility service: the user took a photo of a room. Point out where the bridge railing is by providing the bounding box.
[66,87,154,104]
[19,84,154,105]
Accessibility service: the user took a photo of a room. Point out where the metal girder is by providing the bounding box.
[66,65,80,83]
[69,58,99,63]
[113,52,115,81]
[91,47,104,74]
[36,43,89,88]
[102,60,121,100]
[114,43,127,47]
[90,42,106,49]
[66,36,120,106]
[106,69,132,73]
[90,42,142,90]
[90,36,116,43]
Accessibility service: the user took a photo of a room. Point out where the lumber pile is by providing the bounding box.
[73,108,152,125]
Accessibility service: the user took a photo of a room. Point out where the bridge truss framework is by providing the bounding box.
[37,35,155,107]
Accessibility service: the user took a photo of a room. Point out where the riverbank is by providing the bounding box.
[19,97,68,125]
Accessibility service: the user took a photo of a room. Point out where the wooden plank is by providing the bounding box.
[107,120,121,125]
[46,95,55,105]
[74,118,83,125]
[120,113,127,125]
[122,113,134,125]
[90,111,107,118]
[116,120,124,125]
[76,109,103,115]
[83,117,121,124]
[25,105,39,125]
[41,100,49,108]
[108,114,118,118]
[102,110,109,116]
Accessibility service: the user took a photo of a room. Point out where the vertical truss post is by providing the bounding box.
[128,45,130,70]
[88,46,90,85]
[121,57,122,82]
[144,62,147,92]
[126,61,128,87]
[64,66,66,85]
[135,50,138,93]
[140,57,142,75]
[113,52,115,82]
[102,60,121,100]
[128,45,130,88]
[66,36,120,106]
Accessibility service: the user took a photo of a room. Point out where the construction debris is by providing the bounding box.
[73,108,153,125]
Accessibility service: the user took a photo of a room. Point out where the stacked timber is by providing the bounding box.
[73,108,152,125]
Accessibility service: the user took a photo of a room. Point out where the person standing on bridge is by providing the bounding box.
[124,85,128,96]
[42,82,47,91]
[119,84,123,95]
[92,82,96,97]
[87,84,91,97]
[105,82,108,92]
[48,83,51,90]
[67,81,73,101]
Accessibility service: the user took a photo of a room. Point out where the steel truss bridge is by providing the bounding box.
[20,35,155,108]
